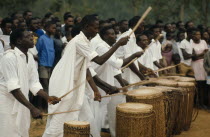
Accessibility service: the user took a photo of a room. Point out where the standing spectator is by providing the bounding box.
[61,14,74,36]
[201,30,210,48]
[23,10,33,24]
[191,29,209,108]
[0,17,12,50]
[36,21,56,110]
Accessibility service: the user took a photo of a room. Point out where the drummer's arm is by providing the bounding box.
[181,49,192,60]
[129,63,146,80]
[114,74,129,87]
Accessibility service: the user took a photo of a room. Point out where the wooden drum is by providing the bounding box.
[64,121,90,137]
[126,87,166,137]
[116,103,155,137]
[177,82,195,131]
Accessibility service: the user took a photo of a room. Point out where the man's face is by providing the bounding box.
[120,21,128,32]
[153,28,161,38]
[171,24,176,32]
[114,26,120,34]
[26,12,32,20]
[30,20,38,31]
[137,35,148,49]
[166,24,172,32]
[47,24,56,35]
[188,22,194,29]
[65,17,74,26]
[3,23,12,35]
[178,33,185,41]
[105,29,116,45]
[87,20,99,38]
[157,23,164,31]
[16,13,24,22]
[21,31,34,49]
[20,22,27,31]
[178,22,185,29]
[13,19,19,28]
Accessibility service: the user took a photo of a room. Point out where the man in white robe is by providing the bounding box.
[91,26,144,136]
[43,15,129,137]
[0,29,59,137]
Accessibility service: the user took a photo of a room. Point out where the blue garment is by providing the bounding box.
[35,29,44,37]
[36,34,55,67]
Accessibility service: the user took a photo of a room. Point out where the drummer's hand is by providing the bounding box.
[122,79,129,86]
[48,96,61,105]
[30,107,42,119]
[94,91,101,102]
[116,36,129,46]
[108,86,120,95]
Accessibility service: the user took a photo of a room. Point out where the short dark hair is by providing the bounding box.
[63,12,71,19]
[155,20,163,24]
[108,18,116,22]
[64,14,74,21]
[150,25,160,32]
[44,12,53,18]
[23,10,32,16]
[99,25,113,39]
[71,25,81,38]
[80,15,98,29]
[10,28,25,45]
[1,17,12,28]
[129,16,140,28]
[136,34,147,42]
[44,21,56,29]
[119,20,127,25]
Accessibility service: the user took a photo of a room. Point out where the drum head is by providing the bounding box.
[117,103,153,113]
[65,121,90,127]
[127,87,163,99]
[153,79,178,87]
[178,82,195,87]
[178,77,195,82]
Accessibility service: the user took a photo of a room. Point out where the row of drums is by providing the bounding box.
[63,76,197,137]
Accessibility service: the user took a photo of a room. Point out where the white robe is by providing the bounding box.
[43,31,99,137]
[0,35,11,51]
[115,29,141,83]
[0,48,42,137]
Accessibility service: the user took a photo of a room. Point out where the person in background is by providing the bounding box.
[191,29,209,108]
[23,10,33,25]
[74,16,82,25]
[36,21,56,110]
[201,30,210,48]
[11,18,19,31]
[61,14,74,36]
[0,17,12,50]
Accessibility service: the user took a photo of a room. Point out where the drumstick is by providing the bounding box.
[145,63,182,75]
[128,6,152,37]
[49,79,89,104]
[101,80,155,98]
[42,109,80,116]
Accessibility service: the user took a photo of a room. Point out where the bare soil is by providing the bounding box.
[30,109,210,137]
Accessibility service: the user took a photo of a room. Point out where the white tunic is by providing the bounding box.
[43,31,99,137]
[138,46,154,70]
[0,35,11,51]
[115,29,141,83]
[148,39,163,70]
[0,47,42,137]
[179,39,193,66]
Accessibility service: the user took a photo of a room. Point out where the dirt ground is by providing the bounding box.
[30,109,210,137]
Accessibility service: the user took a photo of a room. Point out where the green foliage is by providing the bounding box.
[0,0,209,26]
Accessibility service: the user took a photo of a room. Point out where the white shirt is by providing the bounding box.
[148,39,162,70]
[179,39,192,66]
[138,46,154,70]
[0,47,43,137]
[0,28,3,35]
[90,34,104,51]
[0,35,11,51]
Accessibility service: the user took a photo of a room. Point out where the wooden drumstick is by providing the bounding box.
[42,109,80,116]
[128,6,152,37]
[145,63,182,75]
[49,79,89,104]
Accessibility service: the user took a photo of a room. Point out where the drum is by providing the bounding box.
[64,121,90,137]
[159,76,195,83]
[126,87,166,137]
[116,103,155,137]
[152,80,195,134]
[154,86,182,137]
[177,82,195,131]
